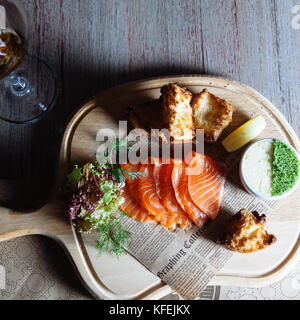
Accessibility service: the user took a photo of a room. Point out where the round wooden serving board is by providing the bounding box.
[0,75,299,300]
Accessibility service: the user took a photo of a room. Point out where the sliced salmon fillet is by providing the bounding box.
[120,162,154,223]
[172,160,208,228]
[159,161,192,230]
[152,157,163,199]
[120,162,141,203]
[138,163,178,230]
[121,185,155,223]
[188,153,226,219]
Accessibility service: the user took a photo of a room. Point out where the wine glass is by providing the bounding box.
[0,0,58,124]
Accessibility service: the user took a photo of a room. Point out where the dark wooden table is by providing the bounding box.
[0,0,299,299]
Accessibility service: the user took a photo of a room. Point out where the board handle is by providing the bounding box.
[0,206,39,240]
[0,203,140,300]
[0,201,171,300]
[0,198,70,241]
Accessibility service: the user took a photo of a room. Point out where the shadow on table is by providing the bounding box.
[0,178,53,211]
[0,63,225,212]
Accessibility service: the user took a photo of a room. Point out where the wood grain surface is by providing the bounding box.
[0,0,299,299]
[1,0,299,207]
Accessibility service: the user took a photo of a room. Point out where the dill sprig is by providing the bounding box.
[96,213,130,257]
[98,138,147,183]
[94,138,145,256]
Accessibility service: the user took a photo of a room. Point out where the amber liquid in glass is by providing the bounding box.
[0,28,26,79]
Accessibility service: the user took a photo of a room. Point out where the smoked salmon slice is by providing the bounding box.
[120,151,225,230]
[120,162,154,223]
[120,162,141,203]
[152,157,163,198]
[138,163,178,230]
[121,185,155,223]
[172,160,208,228]
[188,153,226,219]
[159,161,192,230]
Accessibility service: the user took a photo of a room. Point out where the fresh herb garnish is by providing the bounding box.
[111,166,127,184]
[98,138,146,183]
[67,165,83,190]
[97,138,131,165]
[96,212,130,257]
[66,138,145,257]
[126,170,146,180]
[110,167,146,183]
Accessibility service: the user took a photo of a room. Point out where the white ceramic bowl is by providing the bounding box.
[239,138,300,200]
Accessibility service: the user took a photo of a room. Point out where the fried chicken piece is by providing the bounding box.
[223,209,276,253]
[161,83,194,141]
[191,89,234,143]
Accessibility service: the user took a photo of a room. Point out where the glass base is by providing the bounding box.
[0,54,58,124]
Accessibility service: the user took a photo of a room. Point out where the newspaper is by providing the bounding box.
[120,149,278,300]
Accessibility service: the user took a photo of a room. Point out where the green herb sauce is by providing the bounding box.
[272,140,300,196]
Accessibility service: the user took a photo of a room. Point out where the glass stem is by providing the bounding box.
[9,74,30,96]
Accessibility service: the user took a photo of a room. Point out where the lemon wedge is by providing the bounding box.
[222,115,266,152]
